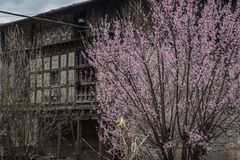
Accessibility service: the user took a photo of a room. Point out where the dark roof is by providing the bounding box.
[0,0,114,27]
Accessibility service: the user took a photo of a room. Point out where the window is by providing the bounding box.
[75,11,87,38]
[77,85,95,102]
[77,52,88,65]
[78,18,86,36]
[51,71,60,86]
[90,69,96,81]
[77,69,95,82]
[51,88,59,102]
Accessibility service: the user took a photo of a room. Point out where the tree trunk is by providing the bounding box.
[167,150,174,160]
[191,147,205,160]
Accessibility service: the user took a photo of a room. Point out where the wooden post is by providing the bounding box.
[98,125,103,160]
[76,119,82,160]
[57,123,62,159]
[36,117,43,155]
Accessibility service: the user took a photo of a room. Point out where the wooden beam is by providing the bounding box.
[98,124,103,160]
[57,123,62,159]
[76,119,82,160]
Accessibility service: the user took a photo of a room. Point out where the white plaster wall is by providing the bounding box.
[30,91,35,103]
[30,59,36,72]
[43,73,50,87]
[43,89,50,104]
[30,74,36,88]
[61,71,67,85]
[36,58,42,71]
[37,74,42,87]
[52,56,59,69]
[68,52,75,67]
[68,87,75,102]
[237,150,240,160]
[36,90,42,103]
[68,70,75,85]
[61,54,67,68]
[44,57,50,70]
[61,88,67,103]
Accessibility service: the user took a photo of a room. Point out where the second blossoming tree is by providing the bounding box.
[87,0,240,159]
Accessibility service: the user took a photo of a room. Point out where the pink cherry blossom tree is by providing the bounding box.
[87,0,240,159]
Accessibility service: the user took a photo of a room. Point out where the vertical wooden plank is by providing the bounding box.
[76,119,82,160]
[98,124,103,160]
[57,123,62,159]
[36,117,42,155]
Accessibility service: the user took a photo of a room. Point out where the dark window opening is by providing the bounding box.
[77,69,95,82]
[77,52,89,66]
[75,11,87,38]
[90,69,96,81]
[51,71,60,86]
[51,88,59,102]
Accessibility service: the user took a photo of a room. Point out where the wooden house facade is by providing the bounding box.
[0,0,128,159]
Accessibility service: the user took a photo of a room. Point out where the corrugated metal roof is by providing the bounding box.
[0,0,109,27]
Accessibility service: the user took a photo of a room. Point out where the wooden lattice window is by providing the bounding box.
[51,71,60,86]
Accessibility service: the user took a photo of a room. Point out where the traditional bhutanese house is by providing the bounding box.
[0,0,128,159]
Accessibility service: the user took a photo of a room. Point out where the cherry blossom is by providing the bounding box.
[87,0,240,159]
